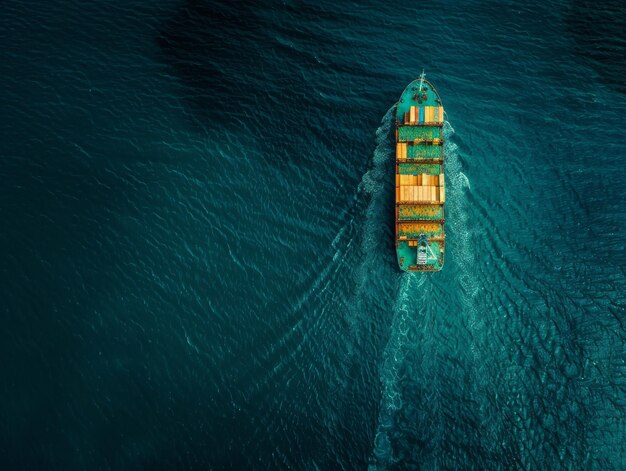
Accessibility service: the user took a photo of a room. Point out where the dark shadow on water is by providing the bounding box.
[566,0,626,95]
[155,0,268,128]
[155,0,396,170]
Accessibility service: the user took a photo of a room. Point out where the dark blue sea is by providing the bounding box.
[1,0,625,469]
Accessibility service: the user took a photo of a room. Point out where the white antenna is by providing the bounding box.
[426,242,437,261]
[418,70,425,91]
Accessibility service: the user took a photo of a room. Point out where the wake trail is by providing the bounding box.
[442,122,485,367]
[369,274,427,470]
[342,105,396,358]
[368,119,487,469]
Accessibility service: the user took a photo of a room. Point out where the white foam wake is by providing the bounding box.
[342,105,396,357]
[368,119,484,469]
[369,274,426,470]
[441,122,483,345]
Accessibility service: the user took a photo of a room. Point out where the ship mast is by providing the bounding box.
[418,70,425,91]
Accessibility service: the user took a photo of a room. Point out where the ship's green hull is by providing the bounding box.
[395,77,445,272]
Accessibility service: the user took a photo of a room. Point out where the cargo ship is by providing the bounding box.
[395,73,445,272]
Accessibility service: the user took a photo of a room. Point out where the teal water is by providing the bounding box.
[1,0,625,469]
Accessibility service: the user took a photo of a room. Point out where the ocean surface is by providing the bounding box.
[1,0,625,469]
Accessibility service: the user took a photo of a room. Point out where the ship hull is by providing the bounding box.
[395,78,445,272]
